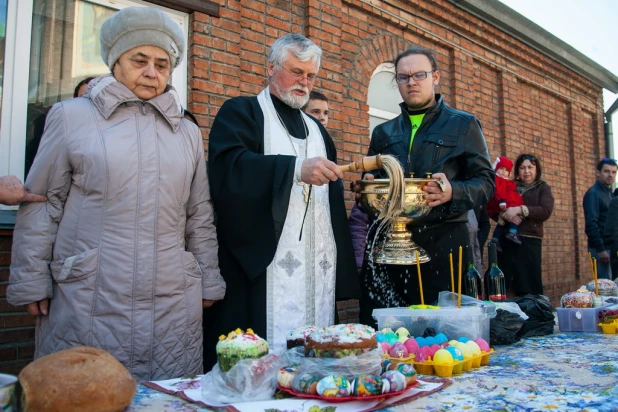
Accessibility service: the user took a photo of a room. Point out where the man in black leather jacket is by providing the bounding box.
[353,47,494,325]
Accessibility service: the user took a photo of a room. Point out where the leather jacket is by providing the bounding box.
[367,95,495,226]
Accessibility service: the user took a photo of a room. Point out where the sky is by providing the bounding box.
[498,0,618,112]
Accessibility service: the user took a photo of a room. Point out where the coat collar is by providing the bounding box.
[399,94,444,116]
[84,75,183,132]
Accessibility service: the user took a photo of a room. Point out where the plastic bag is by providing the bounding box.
[511,294,555,338]
[586,279,618,296]
[286,347,382,381]
[493,302,529,320]
[437,291,497,318]
[561,290,595,308]
[490,309,524,345]
[200,354,283,404]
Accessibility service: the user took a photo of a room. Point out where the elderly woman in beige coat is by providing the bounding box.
[7,7,225,382]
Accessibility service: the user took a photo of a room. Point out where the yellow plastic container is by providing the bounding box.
[471,353,482,368]
[452,360,464,375]
[412,361,434,375]
[598,322,617,334]
[461,357,473,371]
[480,348,494,365]
[381,353,415,364]
[433,363,454,378]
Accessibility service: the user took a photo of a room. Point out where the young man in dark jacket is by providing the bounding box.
[352,47,494,325]
[603,196,618,280]
[583,158,617,279]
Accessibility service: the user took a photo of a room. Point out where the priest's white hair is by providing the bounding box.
[268,34,322,69]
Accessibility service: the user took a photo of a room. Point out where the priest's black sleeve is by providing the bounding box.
[208,96,295,282]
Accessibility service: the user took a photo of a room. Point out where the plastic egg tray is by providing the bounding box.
[381,349,494,378]
[598,320,618,334]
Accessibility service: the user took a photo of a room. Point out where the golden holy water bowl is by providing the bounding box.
[360,178,442,265]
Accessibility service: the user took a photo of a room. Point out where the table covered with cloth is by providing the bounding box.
[128,332,618,411]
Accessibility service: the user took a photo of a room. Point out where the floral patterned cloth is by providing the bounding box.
[129,332,618,411]
[399,332,618,411]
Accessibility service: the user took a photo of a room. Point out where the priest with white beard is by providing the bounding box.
[204,34,360,369]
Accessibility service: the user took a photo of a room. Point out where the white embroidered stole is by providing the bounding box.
[257,88,336,355]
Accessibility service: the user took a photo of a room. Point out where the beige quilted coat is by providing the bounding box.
[8,75,225,381]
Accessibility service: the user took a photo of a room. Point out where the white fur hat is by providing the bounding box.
[100,7,185,71]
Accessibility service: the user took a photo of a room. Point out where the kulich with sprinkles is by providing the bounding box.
[305,324,377,358]
[216,328,269,372]
[287,325,319,349]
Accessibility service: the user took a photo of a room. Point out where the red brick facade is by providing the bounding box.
[0,0,606,372]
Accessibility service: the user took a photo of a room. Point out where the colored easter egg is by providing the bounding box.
[414,336,426,347]
[385,332,398,345]
[457,343,473,359]
[439,342,450,349]
[424,336,437,346]
[381,371,407,393]
[380,341,391,353]
[292,373,319,395]
[396,363,417,385]
[352,374,383,397]
[420,346,433,358]
[434,333,448,344]
[465,341,481,355]
[317,376,350,397]
[388,342,409,358]
[403,338,420,354]
[381,328,394,334]
[277,366,298,389]
[395,327,410,339]
[448,340,459,347]
[433,349,454,365]
[474,338,490,352]
[429,344,441,355]
[381,359,394,373]
[445,346,464,361]
[375,332,386,343]
[458,336,469,343]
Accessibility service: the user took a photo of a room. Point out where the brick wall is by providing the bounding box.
[0,231,36,375]
[0,0,608,372]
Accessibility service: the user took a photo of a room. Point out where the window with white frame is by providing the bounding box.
[367,63,402,135]
[0,0,188,213]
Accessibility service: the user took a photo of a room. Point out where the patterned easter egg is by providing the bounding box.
[316,376,350,397]
[352,374,383,397]
[277,366,298,389]
[381,370,407,393]
[292,373,319,395]
[388,342,409,358]
[396,363,417,385]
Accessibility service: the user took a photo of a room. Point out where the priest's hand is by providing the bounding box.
[350,174,374,202]
[422,173,452,207]
[301,157,343,186]
[202,299,215,308]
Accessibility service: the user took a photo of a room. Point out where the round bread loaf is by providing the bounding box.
[305,324,377,358]
[19,346,136,412]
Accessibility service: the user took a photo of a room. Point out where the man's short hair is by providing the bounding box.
[597,158,618,171]
[302,91,328,111]
[268,34,322,69]
[393,47,439,72]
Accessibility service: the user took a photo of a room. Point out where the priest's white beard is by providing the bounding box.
[271,74,310,109]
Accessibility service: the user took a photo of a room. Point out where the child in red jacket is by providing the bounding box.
[487,156,524,252]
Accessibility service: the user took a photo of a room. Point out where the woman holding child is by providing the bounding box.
[497,154,554,296]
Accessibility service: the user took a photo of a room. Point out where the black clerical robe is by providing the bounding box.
[203,94,360,370]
